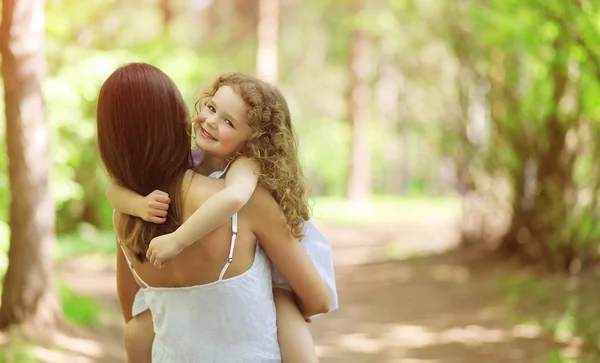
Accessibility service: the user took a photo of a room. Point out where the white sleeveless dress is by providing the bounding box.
[115,212,281,362]
[131,148,339,317]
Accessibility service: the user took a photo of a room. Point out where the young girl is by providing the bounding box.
[107,73,337,362]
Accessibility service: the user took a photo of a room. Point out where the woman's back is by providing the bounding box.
[115,171,281,362]
[126,172,259,286]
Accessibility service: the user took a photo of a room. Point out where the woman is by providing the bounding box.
[97,62,330,362]
[108,72,336,363]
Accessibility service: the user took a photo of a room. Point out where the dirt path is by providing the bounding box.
[48,219,559,363]
[310,251,556,362]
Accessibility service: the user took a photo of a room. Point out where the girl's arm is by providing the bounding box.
[251,188,331,318]
[146,158,259,268]
[106,183,170,224]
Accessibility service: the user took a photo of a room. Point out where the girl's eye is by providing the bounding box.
[225,120,234,128]
[208,105,215,112]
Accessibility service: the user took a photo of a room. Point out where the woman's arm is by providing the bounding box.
[251,188,330,318]
[116,238,140,323]
[106,183,170,224]
[146,158,259,268]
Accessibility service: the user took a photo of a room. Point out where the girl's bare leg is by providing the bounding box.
[274,288,319,363]
[124,309,154,363]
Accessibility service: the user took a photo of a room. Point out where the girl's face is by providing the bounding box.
[193,85,254,158]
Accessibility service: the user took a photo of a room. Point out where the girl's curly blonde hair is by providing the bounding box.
[196,73,310,238]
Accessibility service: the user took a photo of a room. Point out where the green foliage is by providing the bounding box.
[446,0,600,271]
[441,0,600,351]
[0,341,37,363]
[0,0,461,247]
[500,272,600,361]
[312,195,460,224]
[58,281,100,327]
[296,116,351,196]
[0,220,8,282]
[54,225,116,260]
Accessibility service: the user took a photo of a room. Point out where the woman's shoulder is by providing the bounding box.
[245,185,272,205]
[182,169,224,205]
[242,186,280,222]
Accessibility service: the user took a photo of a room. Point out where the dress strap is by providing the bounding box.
[112,210,151,288]
[208,160,234,180]
[220,160,233,177]
[218,213,238,280]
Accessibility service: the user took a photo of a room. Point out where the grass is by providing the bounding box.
[0,282,100,363]
[0,223,102,329]
[498,270,600,362]
[0,280,100,329]
[58,281,100,327]
[54,222,116,260]
[311,194,461,224]
[0,340,37,363]
[0,222,115,281]
[1,222,108,331]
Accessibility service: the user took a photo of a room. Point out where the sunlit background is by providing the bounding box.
[0,0,599,362]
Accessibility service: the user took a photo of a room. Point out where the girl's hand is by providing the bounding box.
[146,232,184,269]
[138,190,170,224]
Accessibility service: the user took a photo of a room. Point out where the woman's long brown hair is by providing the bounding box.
[97,62,192,262]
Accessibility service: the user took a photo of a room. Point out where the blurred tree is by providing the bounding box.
[256,0,279,83]
[161,0,173,31]
[347,0,371,204]
[446,0,600,271]
[236,0,258,42]
[0,0,61,330]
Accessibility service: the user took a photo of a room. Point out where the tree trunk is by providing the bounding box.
[0,0,61,331]
[235,0,258,41]
[527,42,571,270]
[161,0,173,32]
[203,0,221,38]
[347,0,371,205]
[498,37,572,271]
[256,0,279,83]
